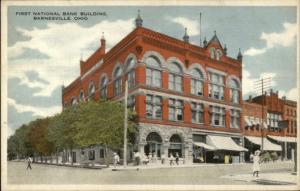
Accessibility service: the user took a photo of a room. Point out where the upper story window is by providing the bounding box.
[210,47,215,59]
[228,78,240,104]
[209,105,225,127]
[208,72,224,100]
[125,58,136,89]
[168,62,183,92]
[216,49,222,61]
[146,94,162,119]
[230,109,240,128]
[267,112,282,132]
[88,81,96,101]
[113,66,123,96]
[71,97,78,106]
[79,90,85,102]
[127,95,135,111]
[145,56,162,88]
[100,76,108,100]
[190,68,204,96]
[169,99,184,121]
[191,102,204,124]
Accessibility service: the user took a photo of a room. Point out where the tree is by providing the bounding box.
[27,118,55,161]
[13,124,34,159]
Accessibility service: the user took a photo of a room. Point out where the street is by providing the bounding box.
[7,161,296,185]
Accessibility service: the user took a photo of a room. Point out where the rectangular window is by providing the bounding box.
[146,95,162,119]
[191,102,204,124]
[114,78,122,96]
[191,79,203,96]
[88,150,95,160]
[99,148,105,158]
[169,74,182,92]
[169,99,183,121]
[127,95,135,111]
[146,68,161,87]
[100,87,107,99]
[230,109,240,128]
[209,105,225,127]
[127,71,135,89]
[208,72,224,100]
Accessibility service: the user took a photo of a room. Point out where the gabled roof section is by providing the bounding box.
[206,31,224,50]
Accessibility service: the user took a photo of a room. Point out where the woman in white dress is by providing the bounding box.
[252,150,261,177]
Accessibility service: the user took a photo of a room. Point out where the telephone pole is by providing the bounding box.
[123,80,128,168]
[254,77,271,152]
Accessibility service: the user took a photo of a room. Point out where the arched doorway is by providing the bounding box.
[144,132,162,158]
[169,134,183,157]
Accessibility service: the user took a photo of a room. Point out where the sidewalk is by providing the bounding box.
[106,161,294,171]
[221,171,297,185]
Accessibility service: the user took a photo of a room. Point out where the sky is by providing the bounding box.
[6,6,298,136]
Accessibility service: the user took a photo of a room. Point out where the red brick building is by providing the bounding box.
[62,12,254,164]
[243,91,297,161]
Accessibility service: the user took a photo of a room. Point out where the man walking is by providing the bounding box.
[26,157,32,170]
[113,152,120,169]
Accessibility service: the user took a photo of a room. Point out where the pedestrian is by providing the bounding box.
[175,152,179,165]
[26,157,32,170]
[113,152,120,169]
[136,151,140,166]
[252,150,261,177]
[169,154,174,166]
[161,153,165,164]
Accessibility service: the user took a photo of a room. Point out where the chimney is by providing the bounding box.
[100,32,106,54]
[282,96,286,100]
[270,89,273,95]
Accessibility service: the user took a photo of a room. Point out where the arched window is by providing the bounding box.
[100,76,108,99]
[208,72,225,100]
[210,47,215,59]
[125,58,136,89]
[113,66,122,96]
[88,81,96,101]
[79,90,85,102]
[229,79,240,104]
[145,56,162,87]
[190,68,204,96]
[216,49,222,60]
[144,132,162,158]
[169,134,183,157]
[71,97,78,106]
[168,62,183,92]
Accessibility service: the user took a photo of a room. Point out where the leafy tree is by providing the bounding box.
[7,135,19,160]
[13,124,34,158]
[27,118,55,158]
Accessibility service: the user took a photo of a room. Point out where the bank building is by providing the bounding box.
[62,11,297,165]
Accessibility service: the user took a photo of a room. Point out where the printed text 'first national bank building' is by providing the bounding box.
[62,11,252,164]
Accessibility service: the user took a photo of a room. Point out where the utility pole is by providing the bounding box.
[254,77,271,152]
[123,80,128,168]
[199,12,202,47]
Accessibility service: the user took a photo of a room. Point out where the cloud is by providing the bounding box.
[169,17,199,36]
[242,69,277,96]
[8,19,134,97]
[7,97,61,117]
[278,87,298,101]
[244,22,297,56]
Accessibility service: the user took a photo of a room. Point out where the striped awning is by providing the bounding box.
[245,136,281,151]
[267,135,297,143]
[207,135,248,152]
[193,142,216,150]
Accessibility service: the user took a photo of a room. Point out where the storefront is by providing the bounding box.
[244,136,282,162]
[267,135,297,160]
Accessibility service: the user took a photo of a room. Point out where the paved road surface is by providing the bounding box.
[7,161,294,185]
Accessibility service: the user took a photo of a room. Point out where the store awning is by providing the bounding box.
[245,136,281,151]
[207,135,248,152]
[193,142,216,150]
[267,135,297,143]
[244,117,252,126]
[254,118,260,125]
[263,122,268,129]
